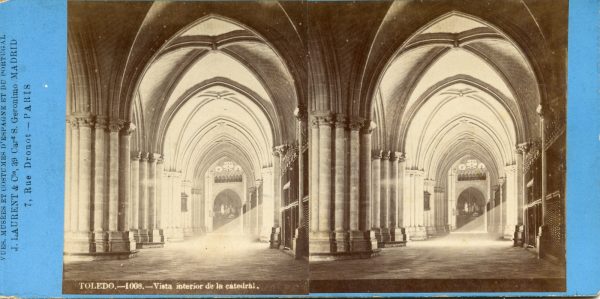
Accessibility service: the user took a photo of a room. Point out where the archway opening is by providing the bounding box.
[455,187,486,232]
[212,189,243,234]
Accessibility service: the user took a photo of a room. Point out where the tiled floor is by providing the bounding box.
[63,234,308,281]
[310,233,565,280]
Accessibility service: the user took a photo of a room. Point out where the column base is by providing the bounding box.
[292,227,308,259]
[183,227,194,239]
[380,227,391,242]
[137,229,164,249]
[136,229,150,243]
[64,231,138,261]
[426,226,437,236]
[269,227,281,249]
[149,229,165,243]
[334,231,350,252]
[406,226,427,240]
[513,224,524,247]
[163,228,185,242]
[64,231,94,254]
[92,231,108,253]
[503,224,517,240]
[435,225,448,234]
[192,227,206,236]
[130,229,139,243]
[309,231,335,254]
[379,227,407,248]
[372,227,382,243]
[108,231,136,252]
[309,230,380,261]
[348,230,371,252]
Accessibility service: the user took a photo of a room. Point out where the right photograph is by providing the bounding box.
[307,0,567,293]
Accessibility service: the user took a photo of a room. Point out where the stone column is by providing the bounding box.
[118,123,135,250]
[504,164,518,239]
[64,116,92,254]
[255,180,263,238]
[92,117,108,252]
[424,179,436,236]
[107,121,121,236]
[379,151,391,242]
[447,169,457,230]
[65,120,72,233]
[392,152,407,243]
[371,150,382,242]
[272,144,287,249]
[499,177,505,233]
[68,118,79,233]
[130,152,140,241]
[517,142,530,245]
[405,169,427,240]
[182,179,193,238]
[75,115,94,252]
[310,113,335,254]
[309,117,320,234]
[260,166,275,242]
[360,121,377,250]
[168,171,184,241]
[334,114,349,252]
[148,153,164,243]
[292,106,307,255]
[348,119,369,251]
[156,157,164,233]
[138,152,149,243]
[205,171,214,234]
[434,186,445,233]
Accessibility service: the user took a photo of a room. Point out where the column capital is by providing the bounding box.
[164,171,181,178]
[94,116,108,130]
[73,114,95,128]
[148,153,161,163]
[504,163,517,172]
[406,169,425,176]
[498,177,506,185]
[261,166,274,175]
[516,142,531,154]
[371,149,382,159]
[294,106,307,121]
[107,119,124,133]
[334,113,347,128]
[121,121,136,136]
[273,144,289,157]
[139,152,150,162]
[536,104,544,119]
[131,151,141,161]
[312,112,334,127]
[360,120,376,134]
[381,150,391,160]
[347,117,364,131]
[182,179,192,188]
[254,179,263,187]
[392,151,406,162]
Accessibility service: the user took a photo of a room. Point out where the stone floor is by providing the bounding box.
[310,232,565,280]
[63,234,308,281]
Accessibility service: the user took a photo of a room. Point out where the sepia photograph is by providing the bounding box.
[62,0,567,295]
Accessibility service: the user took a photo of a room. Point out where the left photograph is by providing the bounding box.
[62,1,309,295]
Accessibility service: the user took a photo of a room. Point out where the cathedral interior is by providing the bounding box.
[63,0,567,292]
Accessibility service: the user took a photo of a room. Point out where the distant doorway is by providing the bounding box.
[212,190,242,234]
[455,188,486,232]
